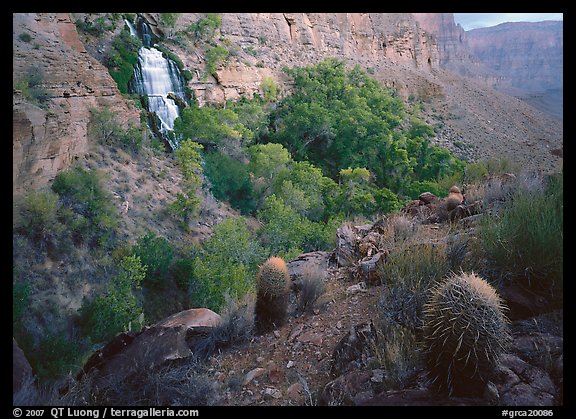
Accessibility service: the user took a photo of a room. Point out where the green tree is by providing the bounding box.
[192,218,267,311]
[172,105,246,149]
[203,151,256,214]
[257,195,313,259]
[169,140,204,227]
[188,13,222,41]
[331,168,401,217]
[204,45,229,78]
[133,233,174,284]
[80,255,147,343]
[18,190,61,243]
[159,13,180,38]
[269,58,463,193]
[260,76,279,102]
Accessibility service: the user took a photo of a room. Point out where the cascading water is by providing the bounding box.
[125,17,187,150]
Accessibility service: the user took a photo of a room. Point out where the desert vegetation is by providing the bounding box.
[12,15,562,406]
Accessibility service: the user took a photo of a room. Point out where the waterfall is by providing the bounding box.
[125,17,187,150]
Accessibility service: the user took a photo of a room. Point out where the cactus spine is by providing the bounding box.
[422,271,511,396]
[254,256,291,334]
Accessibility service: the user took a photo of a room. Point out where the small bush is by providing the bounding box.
[14,67,50,108]
[260,76,278,102]
[204,45,228,78]
[52,167,118,248]
[27,331,84,381]
[18,190,61,243]
[107,27,142,94]
[13,280,30,324]
[19,33,32,42]
[203,151,256,214]
[191,218,266,311]
[193,293,255,360]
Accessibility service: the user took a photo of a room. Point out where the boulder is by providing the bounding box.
[495,354,556,406]
[330,321,377,377]
[445,192,464,211]
[357,252,386,284]
[80,308,221,387]
[287,251,333,291]
[418,191,438,205]
[336,224,357,267]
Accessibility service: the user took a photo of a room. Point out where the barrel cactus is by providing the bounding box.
[422,271,511,396]
[254,256,291,334]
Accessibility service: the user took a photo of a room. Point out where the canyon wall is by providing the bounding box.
[466,21,563,92]
[166,13,441,104]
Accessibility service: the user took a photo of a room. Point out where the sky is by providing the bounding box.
[453,13,563,31]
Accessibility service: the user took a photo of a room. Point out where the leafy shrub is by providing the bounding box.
[480,173,563,292]
[188,13,222,41]
[14,66,50,108]
[172,106,246,149]
[52,167,118,248]
[107,26,142,94]
[18,190,61,243]
[257,195,310,259]
[27,332,84,381]
[260,76,279,102]
[19,33,32,42]
[13,280,30,324]
[168,140,204,227]
[203,151,255,214]
[133,233,174,284]
[79,255,147,343]
[89,106,144,153]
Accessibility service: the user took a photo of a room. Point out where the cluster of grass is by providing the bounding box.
[479,172,563,293]
[379,241,450,328]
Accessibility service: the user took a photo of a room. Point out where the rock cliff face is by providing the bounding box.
[12,13,139,221]
[411,13,506,88]
[168,13,440,105]
[466,21,563,92]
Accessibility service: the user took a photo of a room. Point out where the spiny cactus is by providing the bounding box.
[422,271,511,396]
[254,256,291,334]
